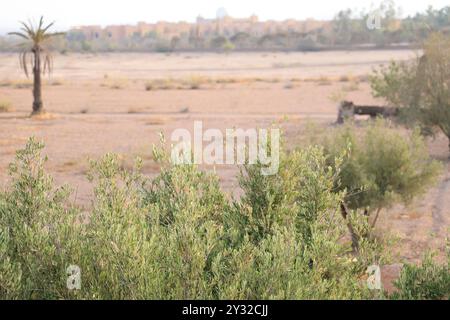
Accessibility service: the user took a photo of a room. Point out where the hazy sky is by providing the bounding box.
[0,0,448,34]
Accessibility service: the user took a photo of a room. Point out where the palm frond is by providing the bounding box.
[19,50,30,78]
[38,16,44,31]
[27,18,36,35]
[15,18,65,45]
[42,21,55,34]
[20,21,33,37]
[42,51,54,75]
[8,32,30,40]
[30,52,35,71]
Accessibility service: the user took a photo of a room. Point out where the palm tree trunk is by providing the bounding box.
[32,47,43,115]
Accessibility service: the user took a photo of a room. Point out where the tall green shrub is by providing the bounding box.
[370,32,450,151]
[322,120,441,229]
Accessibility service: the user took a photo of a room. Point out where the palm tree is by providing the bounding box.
[9,17,64,115]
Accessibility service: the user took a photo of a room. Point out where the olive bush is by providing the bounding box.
[321,120,441,230]
[0,136,444,300]
[0,137,385,299]
[370,32,450,151]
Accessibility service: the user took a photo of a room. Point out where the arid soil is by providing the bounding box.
[0,51,448,275]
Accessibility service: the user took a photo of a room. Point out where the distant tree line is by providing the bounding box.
[1,3,449,53]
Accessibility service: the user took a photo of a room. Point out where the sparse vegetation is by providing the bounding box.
[342,80,360,92]
[329,89,347,103]
[49,79,64,86]
[317,76,332,86]
[144,78,177,91]
[143,76,287,91]
[339,75,351,82]
[145,117,167,125]
[127,108,143,114]
[0,101,13,113]
[392,251,450,300]
[13,80,33,89]
[102,78,129,90]
[0,80,13,87]
[0,79,33,89]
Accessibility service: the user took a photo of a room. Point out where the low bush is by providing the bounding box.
[370,33,450,152]
[0,134,445,300]
[0,101,13,113]
[392,252,449,300]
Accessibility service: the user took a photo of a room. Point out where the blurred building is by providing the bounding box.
[71,14,328,41]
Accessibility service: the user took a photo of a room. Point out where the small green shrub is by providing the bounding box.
[391,252,450,300]
[321,120,442,228]
[0,138,81,299]
[318,120,442,250]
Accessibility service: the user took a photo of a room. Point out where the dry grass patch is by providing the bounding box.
[342,80,360,92]
[13,80,33,89]
[339,75,351,82]
[0,79,33,89]
[30,112,59,120]
[62,160,78,168]
[0,101,14,113]
[102,78,129,90]
[317,76,332,86]
[183,76,210,89]
[146,77,208,91]
[144,76,287,91]
[49,79,64,86]
[328,90,348,103]
[145,117,168,125]
[0,79,13,87]
[145,78,178,91]
[127,108,144,114]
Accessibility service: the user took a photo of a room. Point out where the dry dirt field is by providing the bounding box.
[0,50,448,269]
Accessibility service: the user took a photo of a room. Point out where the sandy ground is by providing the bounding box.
[0,51,448,275]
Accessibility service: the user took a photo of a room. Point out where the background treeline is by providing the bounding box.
[1,3,450,53]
